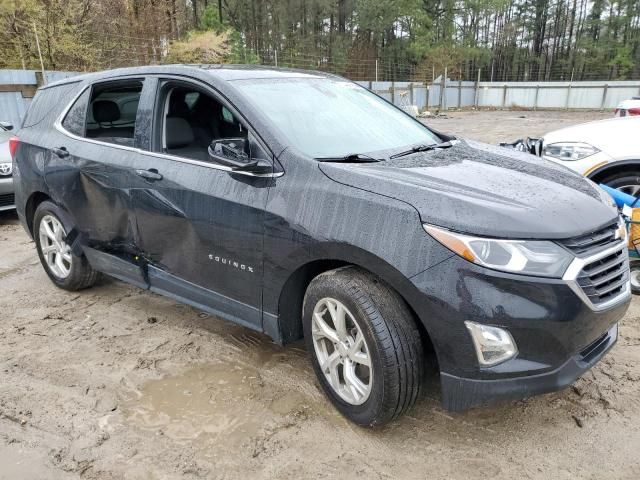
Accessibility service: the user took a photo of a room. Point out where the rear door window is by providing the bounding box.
[86,81,143,146]
[61,80,144,147]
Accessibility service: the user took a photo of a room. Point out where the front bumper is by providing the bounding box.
[0,176,14,211]
[441,323,618,411]
[409,251,630,411]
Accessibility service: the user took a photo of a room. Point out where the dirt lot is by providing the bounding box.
[1,110,639,480]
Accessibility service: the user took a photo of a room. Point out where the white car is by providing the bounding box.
[542,116,640,195]
[615,97,640,117]
[0,122,15,212]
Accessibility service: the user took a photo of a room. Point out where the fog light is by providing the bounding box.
[465,321,518,367]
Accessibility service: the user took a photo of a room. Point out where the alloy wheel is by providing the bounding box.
[39,214,72,279]
[617,184,640,197]
[311,297,373,405]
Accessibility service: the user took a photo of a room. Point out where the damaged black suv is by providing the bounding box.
[12,65,630,426]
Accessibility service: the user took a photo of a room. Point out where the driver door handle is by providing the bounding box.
[136,169,163,181]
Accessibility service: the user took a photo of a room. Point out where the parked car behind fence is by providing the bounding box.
[0,122,15,211]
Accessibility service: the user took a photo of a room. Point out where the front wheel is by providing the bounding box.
[599,171,640,197]
[303,267,424,426]
[630,261,640,295]
[34,201,99,291]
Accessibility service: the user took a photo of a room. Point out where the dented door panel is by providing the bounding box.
[131,155,270,328]
[45,139,143,252]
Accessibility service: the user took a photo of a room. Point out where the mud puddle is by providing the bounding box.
[120,362,327,461]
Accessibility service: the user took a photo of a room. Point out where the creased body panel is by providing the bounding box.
[45,139,142,251]
[131,154,270,329]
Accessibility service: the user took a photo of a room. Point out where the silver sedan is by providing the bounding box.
[0,122,15,212]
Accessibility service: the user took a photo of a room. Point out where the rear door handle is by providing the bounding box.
[53,147,69,158]
[136,168,163,181]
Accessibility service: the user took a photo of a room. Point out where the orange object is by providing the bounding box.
[630,209,640,249]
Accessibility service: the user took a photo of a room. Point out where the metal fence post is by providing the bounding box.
[442,67,447,111]
[601,84,608,111]
[368,80,372,91]
[409,83,414,105]
[425,83,430,112]
[503,84,508,107]
[458,78,462,108]
[390,82,395,104]
[534,84,539,110]
[474,68,480,108]
[566,82,572,110]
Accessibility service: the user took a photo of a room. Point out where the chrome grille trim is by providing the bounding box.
[563,240,630,311]
[558,222,619,256]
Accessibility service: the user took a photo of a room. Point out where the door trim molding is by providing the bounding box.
[147,265,263,331]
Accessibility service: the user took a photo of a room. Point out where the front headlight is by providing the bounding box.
[424,224,573,278]
[543,142,599,161]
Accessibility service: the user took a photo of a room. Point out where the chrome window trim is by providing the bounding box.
[161,86,173,151]
[54,83,284,179]
[562,239,631,311]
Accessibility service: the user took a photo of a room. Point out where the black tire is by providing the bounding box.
[303,266,423,427]
[599,171,640,196]
[630,261,640,295]
[33,201,99,291]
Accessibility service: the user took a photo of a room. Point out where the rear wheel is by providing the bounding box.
[303,266,423,426]
[34,201,99,291]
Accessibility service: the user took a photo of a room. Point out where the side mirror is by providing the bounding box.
[0,122,14,131]
[208,137,257,170]
[208,138,272,175]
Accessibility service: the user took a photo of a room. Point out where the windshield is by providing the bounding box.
[234,78,440,158]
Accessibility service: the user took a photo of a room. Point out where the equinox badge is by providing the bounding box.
[208,254,254,273]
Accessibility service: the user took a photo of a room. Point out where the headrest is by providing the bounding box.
[169,93,190,117]
[93,100,120,123]
[166,117,194,149]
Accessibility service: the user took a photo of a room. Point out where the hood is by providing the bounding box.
[543,116,640,161]
[319,140,618,239]
[0,139,11,163]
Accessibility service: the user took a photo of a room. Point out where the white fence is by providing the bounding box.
[357,79,640,112]
[2,70,640,128]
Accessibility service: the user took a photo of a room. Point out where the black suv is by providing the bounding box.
[11,65,630,426]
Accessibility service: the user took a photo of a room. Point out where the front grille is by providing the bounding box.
[0,193,15,208]
[559,222,619,256]
[576,248,628,305]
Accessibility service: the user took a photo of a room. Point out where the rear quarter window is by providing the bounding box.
[22,82,81,128]
[61,88,91,136]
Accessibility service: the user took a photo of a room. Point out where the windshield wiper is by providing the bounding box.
[389,141,453,159]
[316,153,384,163]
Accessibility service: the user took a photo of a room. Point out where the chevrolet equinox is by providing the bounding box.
[11,65,631,426]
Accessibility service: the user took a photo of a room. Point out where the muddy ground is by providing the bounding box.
[1,110,639,479]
